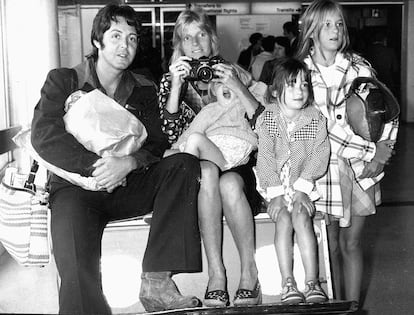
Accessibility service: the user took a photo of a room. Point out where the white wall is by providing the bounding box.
[4,0,60,128]
[58,5,83,68]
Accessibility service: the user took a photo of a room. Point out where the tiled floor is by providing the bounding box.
[0,123,413,314]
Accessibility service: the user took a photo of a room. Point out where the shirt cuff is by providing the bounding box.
[162,108,181,120]
[293,178,314,196]
[266,185,285,200]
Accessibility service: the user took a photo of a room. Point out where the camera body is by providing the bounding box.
[186,55,226,83]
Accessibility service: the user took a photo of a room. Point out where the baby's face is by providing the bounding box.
[213,83,236,106]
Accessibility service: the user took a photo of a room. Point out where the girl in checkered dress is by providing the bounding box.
[296,0,398,305]
[256,58,330,304]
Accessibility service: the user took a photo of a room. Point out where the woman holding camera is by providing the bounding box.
[158,8,264,307]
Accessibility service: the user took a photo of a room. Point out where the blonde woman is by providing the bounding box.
[159,8,264,307]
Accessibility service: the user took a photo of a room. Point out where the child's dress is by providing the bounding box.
[172,98,258,171]
[255,104,330,206]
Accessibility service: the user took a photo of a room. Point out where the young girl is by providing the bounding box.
[256,58,330,304]
[168,67,258,171]
[296,0,398,306]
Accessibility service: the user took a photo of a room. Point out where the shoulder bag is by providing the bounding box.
[0,160,51,266]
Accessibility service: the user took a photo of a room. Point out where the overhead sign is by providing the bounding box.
[252,2,302,15]
[189,3,249,15]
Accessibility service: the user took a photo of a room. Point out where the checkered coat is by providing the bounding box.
[304,52,399,226]
[256,104,330,200]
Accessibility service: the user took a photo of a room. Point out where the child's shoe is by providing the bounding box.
[303,280,328,303]
[280,278,304,304]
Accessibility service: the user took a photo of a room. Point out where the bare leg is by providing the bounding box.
[198,161,227,292]
[275,209,294,284]
[340,216,366,303]
[220,172,258,290]
[184,133,226,170]
[292,208,318,283]
[327,221,343,300]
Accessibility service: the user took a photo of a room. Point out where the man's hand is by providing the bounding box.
[92,156,136,193]
[267,196,286,222]
[292,191,315,217]
[359,160,384,179]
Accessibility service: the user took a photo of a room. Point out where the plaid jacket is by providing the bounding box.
[256,104,330,200]
[304,53,399,224]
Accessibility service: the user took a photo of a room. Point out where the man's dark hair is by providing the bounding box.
[249,32,263,45]
[90,4,141,59]
[283,21,299,36]
[275,36,292,56]
[262,36,276,52]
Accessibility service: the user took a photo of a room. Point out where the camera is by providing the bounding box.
[186,55,226,83]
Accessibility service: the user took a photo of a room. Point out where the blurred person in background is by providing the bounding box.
[250,35,276,81]
[237,32,263,71]
[259,36,292,85]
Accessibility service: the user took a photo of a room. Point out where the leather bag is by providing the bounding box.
[345,77,400,142]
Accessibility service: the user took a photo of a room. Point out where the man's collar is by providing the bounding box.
[73,57,139,106]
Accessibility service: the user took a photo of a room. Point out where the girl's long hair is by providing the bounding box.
[170,8,219,64]
[296,0,350,61]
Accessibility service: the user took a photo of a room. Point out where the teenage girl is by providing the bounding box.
[296,0,398,305]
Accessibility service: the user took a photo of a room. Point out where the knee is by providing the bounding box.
[328,236,340,257]
[292,209,312,230]
[200,160,220,181]
[186,132,204,146]
[199,161,219,192]
[276,209,291,228]
[341,237,361,255]
[166,152,201,175]
[219,172,244,199]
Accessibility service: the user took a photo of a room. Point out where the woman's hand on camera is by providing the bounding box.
[169,56,192,87]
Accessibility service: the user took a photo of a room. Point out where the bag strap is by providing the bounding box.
[24,160,39,191]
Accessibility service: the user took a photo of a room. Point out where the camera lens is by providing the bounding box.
[197,66,213,83]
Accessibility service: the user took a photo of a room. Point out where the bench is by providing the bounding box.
[0,126,336,314]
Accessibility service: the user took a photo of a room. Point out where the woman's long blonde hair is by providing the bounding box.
[170,7,219,64]
[296,0,350,61]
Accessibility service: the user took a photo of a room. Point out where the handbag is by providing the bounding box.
[0,160,51,266]
[345,76,400,142]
